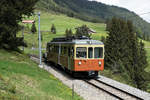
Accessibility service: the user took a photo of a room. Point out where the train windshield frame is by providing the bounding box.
[94,47,103,58]
[76,47,87,58]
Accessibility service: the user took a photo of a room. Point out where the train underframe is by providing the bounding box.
[64,67,99,78]
[72,71,99,78]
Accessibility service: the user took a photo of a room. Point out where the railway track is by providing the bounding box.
[85,79,124,100]
[30,55,150,100]
[84,79,142,100]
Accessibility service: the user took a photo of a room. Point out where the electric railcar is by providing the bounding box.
[45,36,104,77]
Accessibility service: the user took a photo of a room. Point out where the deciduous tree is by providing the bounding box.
[75,25,91,38]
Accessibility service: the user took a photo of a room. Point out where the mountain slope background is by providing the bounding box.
[36,0,150,38]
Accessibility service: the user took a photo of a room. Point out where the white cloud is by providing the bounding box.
[89,0,150,22]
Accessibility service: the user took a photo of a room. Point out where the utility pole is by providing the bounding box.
[22,26,24,51]
[72,81,74,100]
[38,12,42,66]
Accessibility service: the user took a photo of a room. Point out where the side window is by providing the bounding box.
[76,47,87,58]
[64,47,67,55]
[88,47,93,58]
[53,46,55,52]
[94,47,103,58]
[61,46,63,55]
[48,44,53,52]
[54,46,56,52]
[54,46,59,53]
[52,45,54,52]
[56,46,59,53]
[71,47,74,57]
[68,47,71,56]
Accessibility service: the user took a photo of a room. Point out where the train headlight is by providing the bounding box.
[78,61,82,65]
[99,61,102,65]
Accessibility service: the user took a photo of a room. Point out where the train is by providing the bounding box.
[45,36,104,77]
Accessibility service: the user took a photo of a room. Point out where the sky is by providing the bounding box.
[89,0,150,23]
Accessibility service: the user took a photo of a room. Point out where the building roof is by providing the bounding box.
[88,28,96,33]
[22,20,35,24]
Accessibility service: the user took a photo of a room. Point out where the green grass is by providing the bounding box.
[0,50,83,100]
[18,11,106,54]
[100,69,135,87]
[142,40,150,48]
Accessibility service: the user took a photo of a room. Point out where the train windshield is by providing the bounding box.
[76,47,87,58]
[88,47,93,58]
[94,47,103,58]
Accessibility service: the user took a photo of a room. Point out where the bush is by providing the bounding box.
[31,23,37,34]
[51,24,56,34]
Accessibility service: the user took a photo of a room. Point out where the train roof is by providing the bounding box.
[48,36,104,45]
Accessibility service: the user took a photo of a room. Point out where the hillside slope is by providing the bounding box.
[19,12,106,53]
[36,0,150,37]
[0,50,82,100]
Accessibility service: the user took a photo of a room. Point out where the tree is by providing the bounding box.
[100,36,106,44]
[75,25,91,38]
[65,28,73,38]
[127,21,148,89]
[105,17,129,72]
[51,24,56,34]
[105,18,148,90]
[106,19,111,31]
[0,0,38,50]
[65,28,69,36]
[31,23,37,34]
[67,12,74,17]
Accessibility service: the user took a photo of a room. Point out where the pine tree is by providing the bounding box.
[105,18,148,90]
[106,19,111,31]
[51,24,56,34]
[65,28,73,38]
[0,0,38,50]
[143,33,146,40]
[105,17,129,72]
[75,28,82,37]
[65,28,69,36]
[31,23,37,34]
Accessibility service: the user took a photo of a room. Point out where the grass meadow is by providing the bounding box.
[0,49,83,100]
[19,11,106,48]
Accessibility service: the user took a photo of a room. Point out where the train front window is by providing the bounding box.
[88,47,93,58]
[94,47,103,58]
[76,47,87,58]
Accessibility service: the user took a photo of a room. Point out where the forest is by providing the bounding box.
[36,0,150,39]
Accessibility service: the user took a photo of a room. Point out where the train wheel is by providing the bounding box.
[94,71,98,77]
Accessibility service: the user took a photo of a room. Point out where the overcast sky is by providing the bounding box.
[89,0,150,23]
